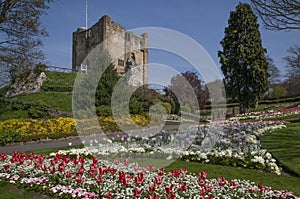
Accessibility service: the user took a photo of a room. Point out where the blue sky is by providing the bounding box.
[41,0,300,83]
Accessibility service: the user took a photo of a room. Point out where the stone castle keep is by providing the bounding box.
[72,15,148,85]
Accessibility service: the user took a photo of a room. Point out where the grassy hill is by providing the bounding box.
[0,71,75,120]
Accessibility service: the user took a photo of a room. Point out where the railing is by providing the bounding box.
[45,65,90,73]
[45,66,77,73]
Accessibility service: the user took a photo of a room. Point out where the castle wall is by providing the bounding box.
[72,15,148,85]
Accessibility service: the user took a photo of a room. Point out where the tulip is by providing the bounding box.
[133,187,143,198]
[199,171,208,180]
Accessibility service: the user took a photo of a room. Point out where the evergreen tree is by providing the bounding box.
[95,63,120,107]
[218,3,268,113]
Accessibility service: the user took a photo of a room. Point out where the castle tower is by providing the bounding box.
[72,15,148,85]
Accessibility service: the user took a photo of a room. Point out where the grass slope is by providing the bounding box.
[0,71,75,120]
[261,120,300,177]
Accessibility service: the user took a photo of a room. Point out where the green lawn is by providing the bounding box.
[0,181,50,199]
[261,121,300,177]
[12,92,72,113]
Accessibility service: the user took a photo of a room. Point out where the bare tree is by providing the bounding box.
[284,45,300,75]
[283,45,300,96]
[266,55,281,84]
[0,0,52,81]
[250,0,300,30]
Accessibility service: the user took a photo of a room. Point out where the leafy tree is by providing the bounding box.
[167,71,208,113]
[0,0,52,80]
[267,55,281,84]
[250,0,300,30]
[268,84,287,100]
[218,3,269,114]
[163,87,180,115]
[130,85,172,115]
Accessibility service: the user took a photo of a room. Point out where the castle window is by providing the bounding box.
[118,59,124,66]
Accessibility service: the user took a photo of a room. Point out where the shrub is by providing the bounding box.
[0,127,21,146]
[96,105,112,117]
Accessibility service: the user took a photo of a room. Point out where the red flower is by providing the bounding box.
[149,183,157,192]
[258,183,264,192]
[154,176,163,185]
[92,157,98,165]
[74,156,80,165]
[50,158,57,166]
[63,155,71,164]
[49,166,55,174]
[134,172,145,186]
[34,162,40,168]
[157,168,164,176]
[133,187,143,198]
[55,153,63,159]
[75,176,83,183]
[58,162,65,173]
[99,167,105,175]
[96,175,103,184]
[147,192,160,199]
[248,187,254,193]
[217,176,226,186]
[65,171,72,178]
[178,182,187,192]
[0,153,6,161]
[41,164,47,171]
[76,166,85,176]
[170,170,180,178]
[199,171,208,180]
[168,192,176,199]
[3,164,9,171]
[229,180,239,188]
[104,191,113,199]
[164,184,175,195]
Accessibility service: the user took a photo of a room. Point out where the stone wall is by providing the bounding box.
[5,71,47,97]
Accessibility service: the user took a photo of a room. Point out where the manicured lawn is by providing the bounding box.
[12,92,72,113]
[261,121,300,177]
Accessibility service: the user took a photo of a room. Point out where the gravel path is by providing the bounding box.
[0,124,181,154]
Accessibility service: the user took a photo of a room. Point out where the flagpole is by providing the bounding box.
[85,0,88,30]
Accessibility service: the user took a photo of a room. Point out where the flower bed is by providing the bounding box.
[0,151,298,198]
[55,121,285,175]
[0,115,152,145]
[229,107,300,121]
